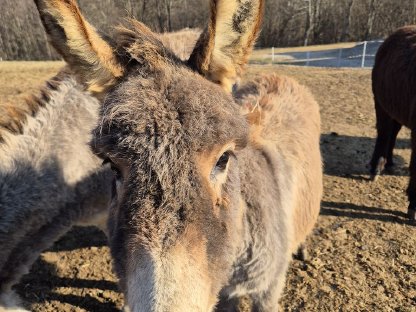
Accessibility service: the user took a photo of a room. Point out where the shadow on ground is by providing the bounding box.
[321,201,414,226]
[321,132,409,178]
[17,258,119,312]
[48,226,108,252]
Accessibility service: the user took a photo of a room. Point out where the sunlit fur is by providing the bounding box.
[34,0,124,96]
[35,0,322,310]
[0,71,113,311]
[189,0,264,91]
[237,75,322,252]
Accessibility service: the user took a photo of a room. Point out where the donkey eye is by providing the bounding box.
[215,151,231,171]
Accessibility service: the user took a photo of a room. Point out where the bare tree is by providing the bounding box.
[413,0,416,24]
[2,0,416,60]
[341,0,355,42]
[365,0,376,40]
[304,0,321,46]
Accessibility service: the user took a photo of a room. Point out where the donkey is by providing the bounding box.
[0,68,114,311]
[0,26,200,312]
[369,26,416,221]
[35,0,322,310]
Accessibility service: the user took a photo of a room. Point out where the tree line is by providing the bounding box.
[1,0,415,61]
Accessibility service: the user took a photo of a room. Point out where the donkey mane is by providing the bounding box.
[0,68,70,143]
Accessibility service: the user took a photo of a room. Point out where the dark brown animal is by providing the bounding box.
[370,26,416,221]
[35,0,322,310]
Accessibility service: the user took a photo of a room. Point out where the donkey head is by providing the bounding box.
[35,0,264,310]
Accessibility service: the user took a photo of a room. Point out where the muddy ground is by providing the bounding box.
[1,62,415,311]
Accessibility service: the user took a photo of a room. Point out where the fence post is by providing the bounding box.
[361,41,368,68]
[337,48,342,67]
[272,47,275,63]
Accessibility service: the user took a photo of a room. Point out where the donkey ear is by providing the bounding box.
[188,0,264,92]
[34,0,124,97]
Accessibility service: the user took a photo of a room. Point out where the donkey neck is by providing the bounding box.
[0,70,101,183]
[0,68,73,142]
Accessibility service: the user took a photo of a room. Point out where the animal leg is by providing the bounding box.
[406,130,416,221]
[385,120,402,171]
[370,103,397,180]
[250,276,286,312]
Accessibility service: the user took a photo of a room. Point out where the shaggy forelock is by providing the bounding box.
[95,59,248,210]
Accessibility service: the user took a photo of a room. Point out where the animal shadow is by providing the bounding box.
[321,133,409,178]
[16,258,120,311]
[49,226,108,252]
[321,201,414,226]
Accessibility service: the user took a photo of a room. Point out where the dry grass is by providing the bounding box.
[0,61,373,138]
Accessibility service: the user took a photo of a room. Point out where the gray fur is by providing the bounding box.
[0,26,202,311]
[34,0,322,310]
[0,72,113,310]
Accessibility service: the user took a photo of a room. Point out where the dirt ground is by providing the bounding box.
[1,62,415,311]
